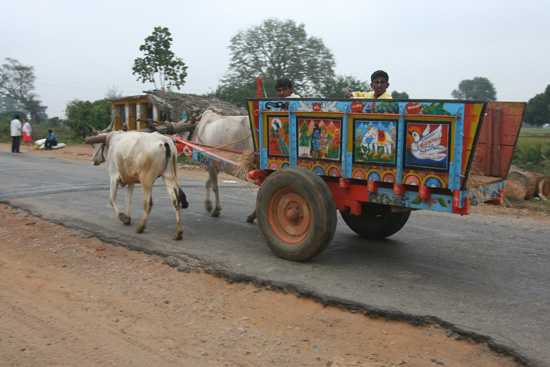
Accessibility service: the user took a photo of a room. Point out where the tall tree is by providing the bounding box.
[65,99,111,140]
[132,27,188,91]
[318,75,370,98]
[452,76,497,101]
[524,85,550,127]
[105,85,124,100]
[221,18,336,98]
[0,58,46,122]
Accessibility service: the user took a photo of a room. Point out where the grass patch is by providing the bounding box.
[504,196,550,213]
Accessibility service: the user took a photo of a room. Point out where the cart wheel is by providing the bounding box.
[340,203,410,239]
[256,167,337,261]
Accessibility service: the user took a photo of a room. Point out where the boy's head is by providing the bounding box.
[48,129,53,133]
[275,77,294,98]
[370,70,390,98]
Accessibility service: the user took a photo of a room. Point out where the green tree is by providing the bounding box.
[318,75,370,98]
[452,76,497,101]
[221,18,336,99]
[391,91,409,99]
[524,85,550,127]
[132,26,188,91]
[0,58,47,122]
[105,85,124,100]
[65,99,111,140]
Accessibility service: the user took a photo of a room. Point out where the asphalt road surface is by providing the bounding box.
[1,150,548,367]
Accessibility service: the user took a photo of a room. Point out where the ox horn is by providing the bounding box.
[85,134,108,144]
[173,120,196,134]
[97,115,115,134]
[84,121,99,135]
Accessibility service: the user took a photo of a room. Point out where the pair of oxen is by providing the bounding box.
[85,111,253,240]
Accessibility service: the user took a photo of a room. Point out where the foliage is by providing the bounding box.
[221,18,335,98]
[105,85,124,100]
[524,85,550,127]
[0,95,23,112]
[133,26,188,91]
[318,75,370,98]
[451,76,497,101]
[512,134,550,177]
[0,58,47,123]
[392,91,409,99]
[65,99,111,141]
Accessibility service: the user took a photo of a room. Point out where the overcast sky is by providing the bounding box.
[2,0,548,118]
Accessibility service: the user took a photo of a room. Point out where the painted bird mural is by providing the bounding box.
[272,119,289,155]
[408,124,448,161]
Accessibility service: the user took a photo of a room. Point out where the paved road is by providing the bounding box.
[1,151,548,367]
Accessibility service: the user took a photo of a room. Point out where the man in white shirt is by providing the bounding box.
[275,78,300,98]
[10,115,22,153]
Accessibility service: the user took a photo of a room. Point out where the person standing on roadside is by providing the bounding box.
[10,115,22,153]
[22,118,32,151]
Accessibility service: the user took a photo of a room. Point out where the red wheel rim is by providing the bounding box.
[268,188,311,243]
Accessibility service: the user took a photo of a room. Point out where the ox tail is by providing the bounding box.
[177,187,189,209]
[164,142,171,162]
[164,142,189,209]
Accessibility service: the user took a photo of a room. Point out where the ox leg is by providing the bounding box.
[206,167,222,217]
[163,177,186,241]
[122,183,134,224]
[246,210,256,223]
[110,180,131,225]
[136,183,153,234]
[204,168,213,213]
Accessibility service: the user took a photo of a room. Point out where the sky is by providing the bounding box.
[2,0,549,118]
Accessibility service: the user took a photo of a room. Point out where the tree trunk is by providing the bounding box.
[505,165,550,200]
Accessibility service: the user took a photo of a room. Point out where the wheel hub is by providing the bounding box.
[269,190,310,242]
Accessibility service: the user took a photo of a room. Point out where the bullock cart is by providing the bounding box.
[173,98,525,261]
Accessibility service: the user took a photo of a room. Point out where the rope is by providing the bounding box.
[194,133,252,154]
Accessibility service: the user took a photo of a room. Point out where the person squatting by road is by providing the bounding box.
[45,129,58,150]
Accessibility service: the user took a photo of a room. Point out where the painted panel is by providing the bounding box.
[405,121,450,171]
[354,120,397,165]
[267,116,290,156]
[297,118,342,161]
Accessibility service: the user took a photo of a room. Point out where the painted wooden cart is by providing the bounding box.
[174,98,525,261]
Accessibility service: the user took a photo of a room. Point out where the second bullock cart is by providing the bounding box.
[173,96,525,261]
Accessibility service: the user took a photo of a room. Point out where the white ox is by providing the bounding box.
[87,130,188,240]
[181,110,255,221]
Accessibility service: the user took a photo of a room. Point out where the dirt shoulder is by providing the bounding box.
[0,143,527,366]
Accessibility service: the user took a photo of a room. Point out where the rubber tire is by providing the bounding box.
[340,202,410,239]
[256,167,337,261]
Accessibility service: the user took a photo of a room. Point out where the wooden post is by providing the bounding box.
[485,108,493,174]
[491,108,502,176]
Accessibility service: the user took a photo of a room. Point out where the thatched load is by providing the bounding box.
[146,90,247,122]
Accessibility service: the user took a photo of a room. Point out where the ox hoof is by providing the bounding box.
[119,214,131,225]
[211,209,221,217]
[173,233,183,241]
[136,226,145,233]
